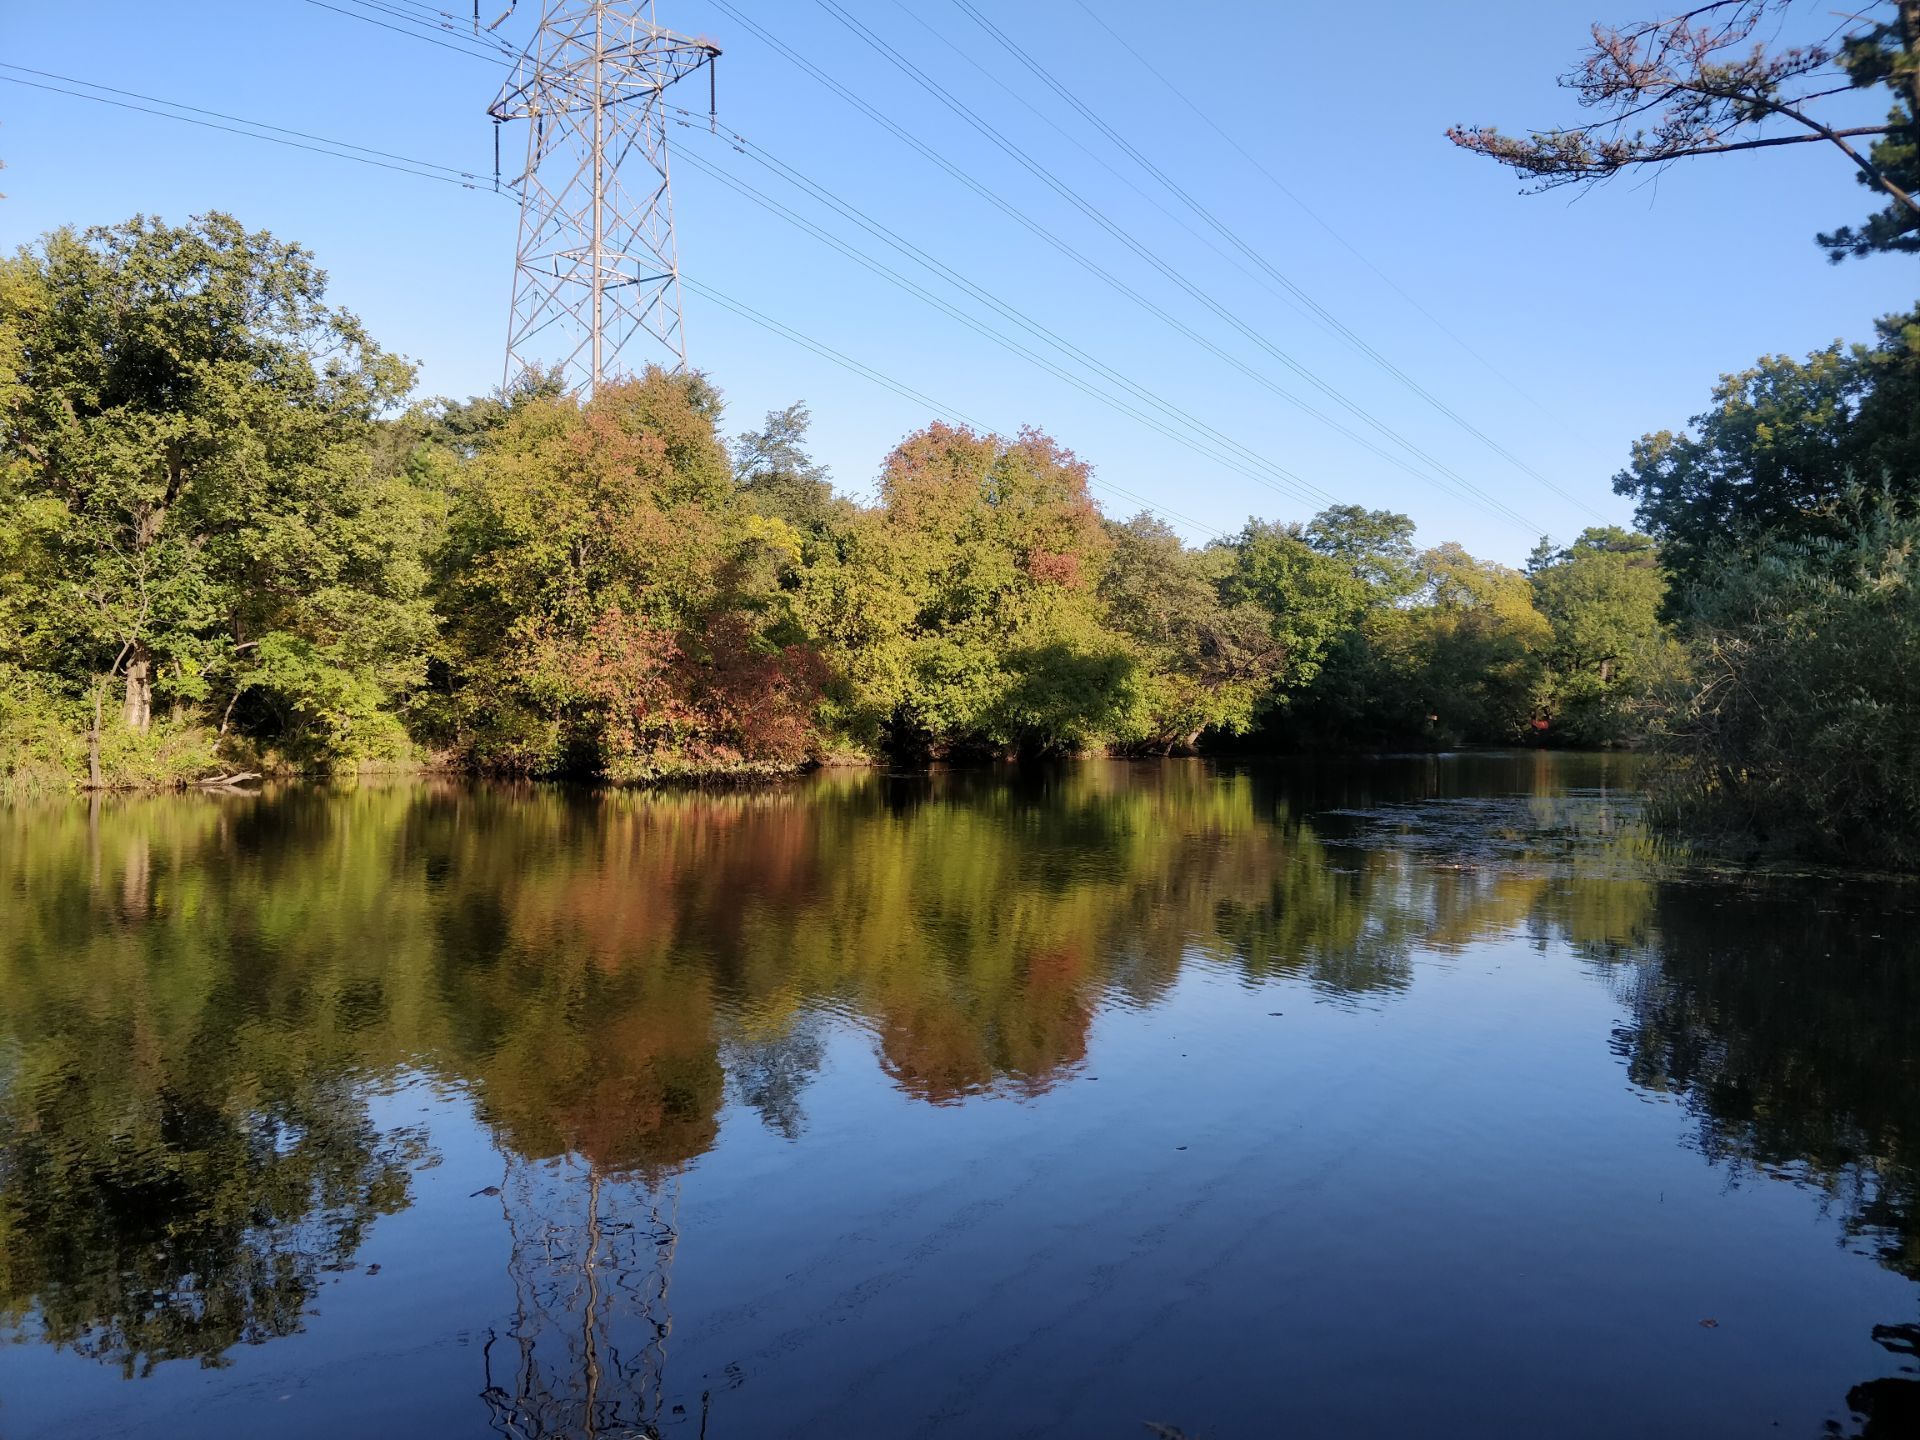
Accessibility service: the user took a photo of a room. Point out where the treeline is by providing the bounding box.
[6,212,1916,867]
[1619,305,1920,869]
[0,214,1668,790]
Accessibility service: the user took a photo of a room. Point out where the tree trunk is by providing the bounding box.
[88,687,103,789]
[122,643,153,733]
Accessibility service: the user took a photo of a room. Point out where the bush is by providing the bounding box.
[0,669,82,797]
[1651,513,1920,869]
[0,702,228,797]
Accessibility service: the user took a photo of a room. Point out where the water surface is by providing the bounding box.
[2,754,1917,1438]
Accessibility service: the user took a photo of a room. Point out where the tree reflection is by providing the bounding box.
[0,795,431,1376]
[1608,882,1920,1436]
[0,754,1677,1386]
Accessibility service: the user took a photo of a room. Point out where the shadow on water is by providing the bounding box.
[0,754,1916,1433]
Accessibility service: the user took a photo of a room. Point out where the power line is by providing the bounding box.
[1068,0,1571,428]
[336,0,519,56]
[378,0,513,38]
[299,0,510,62]
[671,113,1333,510]
[707,0,1533,534]
[950,0,1608,525]
[684,276,984,428]
[281,0,1331,515]
[815,0,1543,534]
[722,0,1536,534]
[878,0,1345,350]
[0,67,495,191]
[688,278,1230,538]
[3,59,1227,540]
[678,146,1323,509]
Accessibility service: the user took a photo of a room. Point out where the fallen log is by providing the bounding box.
[195,771,262,789]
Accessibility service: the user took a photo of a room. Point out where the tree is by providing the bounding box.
[1097,514,1281,751]
[1303,504,1420,598]
[1530,527,1674,742]
[1450,0,1920,261]
[1613,306,1920,591]
[730,401,843,534]
[1413,544,1554,741]
[1247,506,1433,749]
[434,369,824,777]
[0,213,429,770]
[863,423,1139,758]
[1223,519,1372,691]
[1651,511,1920,867]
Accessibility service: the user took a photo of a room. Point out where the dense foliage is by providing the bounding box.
[1613,308,1920,592]
[0,214,428,783]
[1607,308,1920,868]
[1649,514,1920,865]
[0,214,1667,790]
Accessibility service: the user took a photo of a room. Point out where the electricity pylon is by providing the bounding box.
[489,1,719,393]
[481,1155,684,1439]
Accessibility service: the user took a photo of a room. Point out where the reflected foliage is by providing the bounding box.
[1608,877,1920,1435]
[4,754,1915,1409]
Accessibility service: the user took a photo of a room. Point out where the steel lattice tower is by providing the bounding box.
[489,1,719,392]
[480,1156,684,1439]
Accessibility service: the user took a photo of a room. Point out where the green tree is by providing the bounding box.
[1413,543,1553,741]
[1651,511,1920,867]
[1450,0,1920,261]
[860,423,1140,758]
[1252,506,1431,748]
[1304,504,1420,598]
[1223,519,1371,692]
[433,369,823,777]
[1097,514,1281,751]
[0,213,429,774]
[731,400,845,535]
[1530,527,1674,743]
[1245,511,1563,750]
[1613,308,1920,591]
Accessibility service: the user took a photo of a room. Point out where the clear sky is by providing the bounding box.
[1,0,1908,562]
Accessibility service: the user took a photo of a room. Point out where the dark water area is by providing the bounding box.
[2,754,1919,1438]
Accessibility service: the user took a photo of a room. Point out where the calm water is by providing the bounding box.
[2,754,1918,1439]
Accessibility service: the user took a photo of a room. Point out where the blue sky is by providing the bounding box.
[1,0,1908,561]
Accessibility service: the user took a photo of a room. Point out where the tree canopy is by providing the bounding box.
[0,213,428,771]
[1611,305,1920,590]
[0,211,1684,791]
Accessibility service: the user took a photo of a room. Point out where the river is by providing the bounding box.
[1,754,1915,1437]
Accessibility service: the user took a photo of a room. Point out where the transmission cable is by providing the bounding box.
[300,0,510,63]
[816,0,1541,533]
[879,0,1344,348]
[716,0,1537,534]
[687,277,1227,536]
[679,148,1327,508]
[671,112,1334,509]
[951,0,1607,523]
[1,60,1215,534]
[1067,0,1569,428]
[337,0,519,57]
[0,66,494,190]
